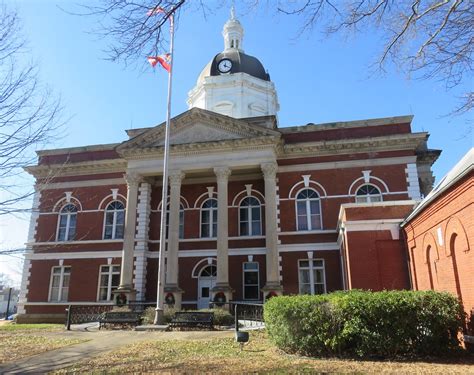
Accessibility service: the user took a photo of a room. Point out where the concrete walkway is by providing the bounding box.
[0,325,233,374]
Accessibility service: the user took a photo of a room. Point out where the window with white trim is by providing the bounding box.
[166,204,185,239]
[298,259,326,295]
[243,262,260,300]
[57,204,77,241]
[49,266,71,302]
[239,197,261,236]
[296,189,322,231]
[201,198,218,238]
[97,265,120,301]
[355,184,382,203]
[104,201,125,239]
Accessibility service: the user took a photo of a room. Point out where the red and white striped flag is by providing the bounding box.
[147,54,171,72]
[147,6,166,16]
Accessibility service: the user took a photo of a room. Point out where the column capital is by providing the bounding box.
[261,162,278,179]
[169,170,185,187]
[124,172,143,187]
[214,166,232,181]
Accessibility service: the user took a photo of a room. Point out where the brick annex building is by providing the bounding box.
[18,12,444,322]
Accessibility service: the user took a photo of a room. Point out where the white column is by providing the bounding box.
[213,166,232,299]
[165,170,184,287]
[134,181,151,301]
[261,162,282,296]
[118,172,142,301]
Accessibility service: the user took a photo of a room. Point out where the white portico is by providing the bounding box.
[116,108,283,308]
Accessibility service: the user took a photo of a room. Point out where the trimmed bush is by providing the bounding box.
[141,306,233,326]
[264,290,465,358]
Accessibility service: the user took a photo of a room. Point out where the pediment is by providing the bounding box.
[117,108,280,153]
[153,122,245,146]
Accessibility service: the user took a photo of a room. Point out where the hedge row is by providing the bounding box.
[264,290,465,358]
[141,306,234,326]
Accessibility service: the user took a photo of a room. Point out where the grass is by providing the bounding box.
[0,323,64,331]
[0,323,86,364]
[55,331,474,374]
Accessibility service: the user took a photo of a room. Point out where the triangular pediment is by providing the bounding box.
[153,122,245,146]
[116,108,280,153]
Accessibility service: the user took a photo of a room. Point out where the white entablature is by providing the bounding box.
[187,8,279,119]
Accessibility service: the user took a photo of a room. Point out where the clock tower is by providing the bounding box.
[187,7,279,121]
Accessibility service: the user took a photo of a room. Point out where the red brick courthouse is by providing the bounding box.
[17,12,461,323]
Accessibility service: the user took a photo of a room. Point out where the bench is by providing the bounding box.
[169,311,214,330]
[99,311,141,329]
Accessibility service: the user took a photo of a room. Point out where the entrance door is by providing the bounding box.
[197,265,217,309]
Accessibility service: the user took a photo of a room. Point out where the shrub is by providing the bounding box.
[140,306,233,326]
[264,290,465,358]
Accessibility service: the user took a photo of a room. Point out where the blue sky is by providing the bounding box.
[0,1,472,284]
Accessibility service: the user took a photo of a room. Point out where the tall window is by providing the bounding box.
[49,266,71,301]
[98,265,120,301]
[166,204,185,239]
[243,262,260,300]
[355,184,382,203]
[201,198,218,238]
[240,197,261,236]
[57,204,77,241]
[296,189,321,231]
[299,259,326,295]
[104,201,125,239]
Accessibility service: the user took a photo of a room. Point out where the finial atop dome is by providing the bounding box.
[223,5,244,51]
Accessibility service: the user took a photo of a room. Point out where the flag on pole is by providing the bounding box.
[147,6,166,16]
[147,54,171,72]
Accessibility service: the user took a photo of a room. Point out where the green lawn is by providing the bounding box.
[55,331,474,374]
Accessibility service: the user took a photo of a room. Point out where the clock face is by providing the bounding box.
[218,59,232,73]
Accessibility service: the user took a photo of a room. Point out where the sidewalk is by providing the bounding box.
[0,327,233,374]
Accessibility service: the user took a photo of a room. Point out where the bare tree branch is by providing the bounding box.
[0,4,63,215]
[274,0,473,115]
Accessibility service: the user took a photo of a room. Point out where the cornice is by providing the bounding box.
[281,133,426,158]
[280,115,414,132]
[25,159,127,178]
[121,135,281,160]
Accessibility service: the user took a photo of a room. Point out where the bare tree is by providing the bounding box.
[68,0,195,65]
[0,4,62,215]
[76,1,472,115]
[274,0,473,115]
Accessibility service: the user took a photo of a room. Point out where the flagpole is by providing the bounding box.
[154,13,175,325]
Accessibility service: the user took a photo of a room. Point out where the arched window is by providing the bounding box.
[240,197,261,236]
[201,198,218,238]
[57,204,77,241]
[166,204,185,239]
[104,201,125,239]
[200,264,217,277]
[296,189,321,231]
[355,184,382,203]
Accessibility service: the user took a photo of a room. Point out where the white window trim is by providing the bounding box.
[355,183,383,203]
[56,205,77,242]
[295,188,323,231]
[96,265,120,302]
[298,259,327,295]
[102,201,125,240]
[242,262,260,300]
[238,197,262,237]
[200,199,218,239]
[48,266,71,302]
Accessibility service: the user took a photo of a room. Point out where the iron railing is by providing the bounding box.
[65,300,265,330]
